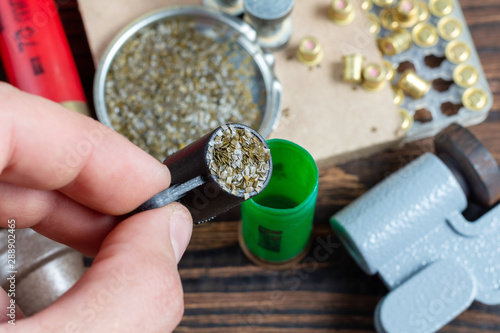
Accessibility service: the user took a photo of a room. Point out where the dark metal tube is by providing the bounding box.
[129,123,272,224]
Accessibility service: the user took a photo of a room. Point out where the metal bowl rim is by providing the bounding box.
[93,5,281,138]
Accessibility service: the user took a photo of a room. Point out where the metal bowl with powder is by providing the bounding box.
[94,6,282,160]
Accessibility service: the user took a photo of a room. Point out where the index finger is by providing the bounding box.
[0,83,170,215]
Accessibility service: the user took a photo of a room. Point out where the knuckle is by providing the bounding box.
[170,202,193,224]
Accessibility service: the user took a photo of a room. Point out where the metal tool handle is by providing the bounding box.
[129,176,206,215]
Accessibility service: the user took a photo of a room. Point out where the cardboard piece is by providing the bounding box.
[79,0,403,165]
[79,0,200,65]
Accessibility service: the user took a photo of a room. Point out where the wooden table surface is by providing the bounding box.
[1,0,499,331]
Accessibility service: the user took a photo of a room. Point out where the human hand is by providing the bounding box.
[0,83,193,332]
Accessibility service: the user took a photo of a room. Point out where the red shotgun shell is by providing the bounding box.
[0,0,89,115]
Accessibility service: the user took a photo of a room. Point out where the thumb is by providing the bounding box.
[11,203,192,333]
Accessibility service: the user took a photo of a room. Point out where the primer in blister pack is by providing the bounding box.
[367,0,493,141]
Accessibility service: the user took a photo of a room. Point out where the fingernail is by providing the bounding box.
[169,207,193,263]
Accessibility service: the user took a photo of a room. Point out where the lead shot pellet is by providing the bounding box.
[429,0,454,17]
[328,0,355,25]
[379,28,413,55]
[445,40,470,64]
[437,17,462,40]
[342,54,365,83]
[398,70,431,99]
[362,63,387,91]
[453,64,479,88]
[412,22,439,47]
[297,36,323,66]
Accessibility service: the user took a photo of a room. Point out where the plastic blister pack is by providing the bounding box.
[368,0,493,141]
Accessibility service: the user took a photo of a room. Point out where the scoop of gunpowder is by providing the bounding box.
[105,18,263,161]
[207,125,271,199]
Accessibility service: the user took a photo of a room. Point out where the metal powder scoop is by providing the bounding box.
[128,123,272,224]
